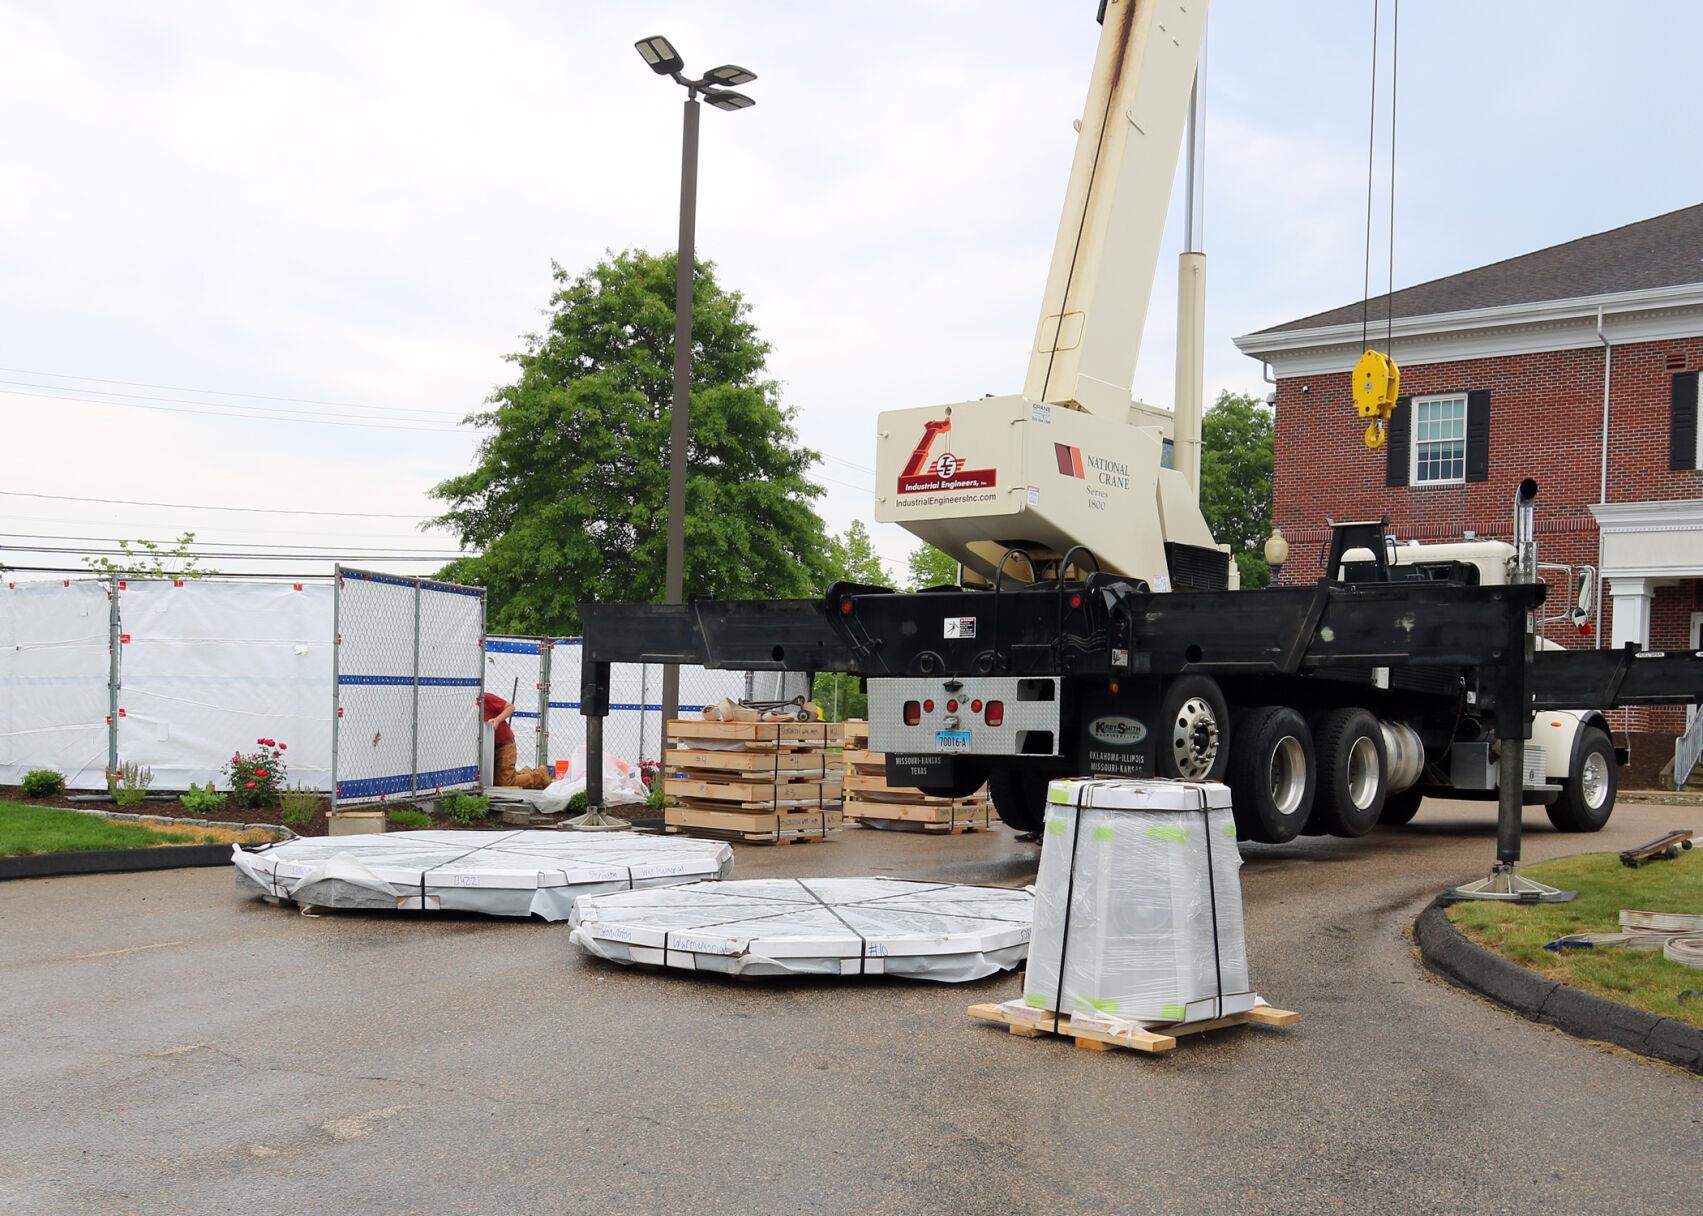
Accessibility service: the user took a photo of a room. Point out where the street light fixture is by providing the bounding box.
[632,35,757,731]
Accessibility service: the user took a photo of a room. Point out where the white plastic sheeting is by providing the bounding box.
[0,580,110,788]
[569,877,1034,980]
[117,581,334,790]
[232,829,734,920]
[1024,778,1254,1030]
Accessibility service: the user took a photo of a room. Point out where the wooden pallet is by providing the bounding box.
[842,720,869,747]
[665,776,841,804]
[968,1001,1299,1055]
[846,795,990,823]
[672,748,838,780]
[839,748,887,774]
[664,805,842,844]
[843,773,987,805]
[667,719,844,748]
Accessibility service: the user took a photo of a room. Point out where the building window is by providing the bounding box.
[1412,394,1467,485]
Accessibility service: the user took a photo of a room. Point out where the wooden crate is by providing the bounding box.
[664,805,843,844]
[848,796,993,832]
[671,748,836,780]
[968,1001,1300,1055]
[666,719,844,748]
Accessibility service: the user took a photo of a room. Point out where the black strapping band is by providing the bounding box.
[1197,785,1226,1021]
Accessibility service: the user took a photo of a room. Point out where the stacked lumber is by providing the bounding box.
[661,719,844,844]
[840,720,994,834]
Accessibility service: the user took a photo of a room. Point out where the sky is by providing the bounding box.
[4,0,1702,584]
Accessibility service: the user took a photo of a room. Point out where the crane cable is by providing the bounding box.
[1353,0,1401,450]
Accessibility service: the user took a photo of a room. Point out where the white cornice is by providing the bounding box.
[1592,499,1703,531]
[1234,283,1703,377]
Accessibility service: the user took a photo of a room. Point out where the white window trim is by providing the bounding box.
[1410,393,1469,487]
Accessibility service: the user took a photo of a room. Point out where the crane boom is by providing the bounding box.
[1025,0,1209,419]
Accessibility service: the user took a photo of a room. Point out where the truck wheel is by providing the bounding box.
[1226,706,1314,843]
[1378,786,1425,826]
[986,768,1049,834]
[1309,707,1386,837]
[1157,675,1230,782]
[1547,727,1616,832]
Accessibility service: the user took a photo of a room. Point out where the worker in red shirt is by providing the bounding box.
[483,692,550,789]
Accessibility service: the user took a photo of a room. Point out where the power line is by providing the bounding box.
[0,377,463,423]
[0,386,471,432]
[0,544,467,561]
[0,366,470,416]
[0,489,438,519]
[0,531,462,554]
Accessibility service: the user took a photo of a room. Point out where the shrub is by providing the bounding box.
[387,807,431,828]
[225,738,288,809]
[21,769,65,798]
[280,784,318,824]
[443,792,489,823]
[180,782,228,814]
[566,791,589,816]
[646,783,666,811]
[107,760,154,807]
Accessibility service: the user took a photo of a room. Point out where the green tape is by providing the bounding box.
[1077,997,1119,1013]
[1092,825,1115,842]
[1159,1004,1186,1021]
[1025,993,1047,1008]
[1048,785,1070,803]
[1046,819,1065,835]
[1145,825,1187,842]
[1224,824,1237,838]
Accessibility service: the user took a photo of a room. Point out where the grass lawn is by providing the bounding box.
[0,800,277,857]
[1447,850,1703,1029]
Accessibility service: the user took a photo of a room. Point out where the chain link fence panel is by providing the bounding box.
[0,579,113,789]
[483,637,548,770]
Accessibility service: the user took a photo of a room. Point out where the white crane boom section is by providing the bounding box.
[1024,0,1208,419]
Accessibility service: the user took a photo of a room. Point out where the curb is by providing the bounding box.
[0,844,234,881]
[1414,901,1703,1075]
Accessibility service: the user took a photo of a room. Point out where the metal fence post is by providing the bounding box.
[331,566,342,811]
[539,639,552,771]
[107,576,120,781]
[410,577,421,798]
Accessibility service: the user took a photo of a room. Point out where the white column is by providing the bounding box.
[1608,577,1653,649]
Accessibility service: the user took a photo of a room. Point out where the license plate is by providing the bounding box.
[936,730,971,754]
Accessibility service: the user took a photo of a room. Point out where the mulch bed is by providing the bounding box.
[0,787,648,837]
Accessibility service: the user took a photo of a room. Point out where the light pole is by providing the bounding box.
[633,34,756,730]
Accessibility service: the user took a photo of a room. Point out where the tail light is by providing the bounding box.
[985,700,1004,727]
[903,700,921,726]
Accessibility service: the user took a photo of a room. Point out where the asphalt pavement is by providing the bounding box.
[2,797,1700,1216]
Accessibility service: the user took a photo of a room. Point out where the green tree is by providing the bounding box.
[906,544,959,589]
[430,250,832,634]
[821,519,890,589]
[1200,389,1275,589]
[82,533,216,580]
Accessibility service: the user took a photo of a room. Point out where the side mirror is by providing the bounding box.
[1572,569,1595,626]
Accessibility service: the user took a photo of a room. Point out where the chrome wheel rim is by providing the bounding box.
[1269,735,1306,817]
[1170,697,1219,780]
[1347,736,1380,810]
[1581,750,1609,810]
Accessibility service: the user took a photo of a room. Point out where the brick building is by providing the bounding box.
[1234,204,1703,767]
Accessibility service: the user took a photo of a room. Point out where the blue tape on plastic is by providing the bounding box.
[553,638,583,647]
[338,675,413,687]
[512,711,539,719]
[485,639,541,655]
[419,581,483,598]
[336,766,480,801]
[339,569,415,588]
[337,675,482,687]
[544,702,704,712]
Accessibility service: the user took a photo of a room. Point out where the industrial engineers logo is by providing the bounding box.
[897,418,997,494]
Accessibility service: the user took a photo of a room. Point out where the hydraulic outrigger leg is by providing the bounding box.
[1450,481,1574,903]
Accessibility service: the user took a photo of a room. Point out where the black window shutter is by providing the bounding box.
[1465,390,1491,482]
[1672,371,1699,470]
[1385,396,1411,487]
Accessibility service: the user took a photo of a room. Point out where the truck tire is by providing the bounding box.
[1378,786,1424,826]
[1309,707,1386,837]
[1156,675,1231,782]
[986,767,1049,834]
[1547,727,1616,832]
[1226,706,1314,844]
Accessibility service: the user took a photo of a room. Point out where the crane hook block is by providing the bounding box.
[1352,349,1401,449]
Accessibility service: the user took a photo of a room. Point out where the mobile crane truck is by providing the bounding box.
[580,1,1701,852]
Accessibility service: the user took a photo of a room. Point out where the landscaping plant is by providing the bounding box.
[180,782,228,815]
[566,791,589,816]
[20,769,65,798]
[443,792,489,823]
[226,738,288,809]
[280,784,318,824]
[387,807,432,828]
[107,761,153,807]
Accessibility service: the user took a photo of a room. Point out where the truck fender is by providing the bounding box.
[1529,710,1607,781]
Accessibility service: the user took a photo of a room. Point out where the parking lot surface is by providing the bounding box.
[3,799,1700,1215]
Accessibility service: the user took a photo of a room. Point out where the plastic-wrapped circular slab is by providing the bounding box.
[233,830,733,920]
[569,877,1033,981]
